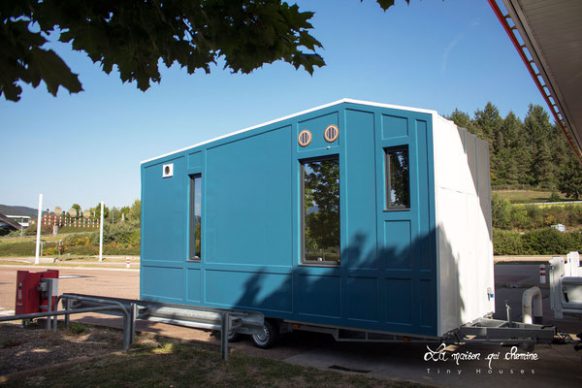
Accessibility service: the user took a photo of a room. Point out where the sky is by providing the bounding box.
[0,0,545,212]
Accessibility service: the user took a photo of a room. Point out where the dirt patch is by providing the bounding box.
[0,324,423,387]
[0,322,123,376]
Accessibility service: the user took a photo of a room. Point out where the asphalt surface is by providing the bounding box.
[1,263,581,387]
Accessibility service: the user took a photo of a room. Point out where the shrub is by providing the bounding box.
[99,222,140,246]
[492,195,512,229]
[493,199,582,231]
[548,192,562,202]
[493,228,582,255]
[509,206,530,229]
[521,229,582,255]
[493,229,526,255]
[0,240,57,257]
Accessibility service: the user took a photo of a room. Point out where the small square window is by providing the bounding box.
[385,146,410,210]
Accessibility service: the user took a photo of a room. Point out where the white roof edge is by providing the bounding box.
[140,98,438,165]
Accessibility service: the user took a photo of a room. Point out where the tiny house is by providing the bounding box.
[140,99,494,340]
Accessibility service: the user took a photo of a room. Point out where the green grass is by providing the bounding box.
[0,240,54,257]
[493,190,572,204]
[1,340,422,387]
[0,232,139,257]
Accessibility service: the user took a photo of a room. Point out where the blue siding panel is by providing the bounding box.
[141,101,437,337]
[382,114,408,139]
[186,269,201,303]
[383,220,412,269]
[142,156,187,262]
[295,274,341,318]
[345,276,379,322]
[385,278,413,325]
[142,265,184,302]
[206,269,292,313]
[205,126,292,266]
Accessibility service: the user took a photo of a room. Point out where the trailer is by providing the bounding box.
[139,99,499,347]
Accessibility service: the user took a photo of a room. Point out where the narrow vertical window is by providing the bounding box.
[189,174,202,260]
[301,156,340,264]
[385,146,410,209]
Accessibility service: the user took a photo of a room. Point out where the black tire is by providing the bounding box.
[251,320,279,349]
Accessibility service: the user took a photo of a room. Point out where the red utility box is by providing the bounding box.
[15,270,59,315]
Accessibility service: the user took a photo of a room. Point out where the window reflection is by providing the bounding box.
[302,157,340,263]
[190,174,202,259]
[385,147,410,209]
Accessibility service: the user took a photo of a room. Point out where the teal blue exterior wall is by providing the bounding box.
[141,101,437,336]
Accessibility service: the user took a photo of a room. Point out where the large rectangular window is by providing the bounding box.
[301,156,340,264]
[385,146,410,209]
[189,174,202,260]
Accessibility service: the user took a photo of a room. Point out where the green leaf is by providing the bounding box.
[2,0,411,100]
[29,47,83,96]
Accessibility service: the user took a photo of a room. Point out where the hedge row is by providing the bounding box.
[0,223,140,257]
[493,195,582,230]
[493,228,582,255]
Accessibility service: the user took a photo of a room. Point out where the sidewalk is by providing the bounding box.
[0,256,140,269]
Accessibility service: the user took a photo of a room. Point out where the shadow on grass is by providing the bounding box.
[1,333,422,388]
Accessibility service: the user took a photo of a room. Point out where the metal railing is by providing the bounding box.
[0,304,135,351]
[2,292,262,360]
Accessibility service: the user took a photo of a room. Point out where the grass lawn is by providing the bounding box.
[0,232,139,257]
[493,190,572,204]
[1,326,422,388]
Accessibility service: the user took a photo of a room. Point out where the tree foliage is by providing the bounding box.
[304,159,340,260]
[559,158,582,200]
[92,202,109,220]
[1,0,405,101]
[448,102,580,196]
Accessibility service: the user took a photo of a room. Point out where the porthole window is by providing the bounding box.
[324,125,339,143]
[298,130,312,147]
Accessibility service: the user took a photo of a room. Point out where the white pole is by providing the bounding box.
[34,193,43,265]
[99,201,104,262]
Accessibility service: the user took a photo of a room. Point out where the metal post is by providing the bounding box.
[35,193,43,265]
[505,300,512,323]
[64,298,70,328]
[221,312,230,361]
[45,280,52,331]
[51,279,59,331]
[129,302,137,345]
[99,201,104,262]
[539,264,546,285]
[122,314,131,351]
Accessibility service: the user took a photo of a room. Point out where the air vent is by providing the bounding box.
[162,163,174,178]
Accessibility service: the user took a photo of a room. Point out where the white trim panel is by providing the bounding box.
[433,115,494,336]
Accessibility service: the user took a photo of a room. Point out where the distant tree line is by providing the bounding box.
[47,200,141,224]
[449,103,582,199]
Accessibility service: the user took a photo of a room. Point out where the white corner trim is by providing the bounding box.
[140,98,438,165]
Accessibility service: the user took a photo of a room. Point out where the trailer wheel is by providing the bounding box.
[252,320,278,349]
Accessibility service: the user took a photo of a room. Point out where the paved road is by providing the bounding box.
[0,266,138,310]
[1,264,581,387]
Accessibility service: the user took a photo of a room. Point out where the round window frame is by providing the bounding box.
[298,130,313,147]
[324,125,339,143]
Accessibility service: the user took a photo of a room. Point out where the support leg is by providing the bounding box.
[221,312,230,361]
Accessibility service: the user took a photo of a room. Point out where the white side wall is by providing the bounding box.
[433,115,494,336]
